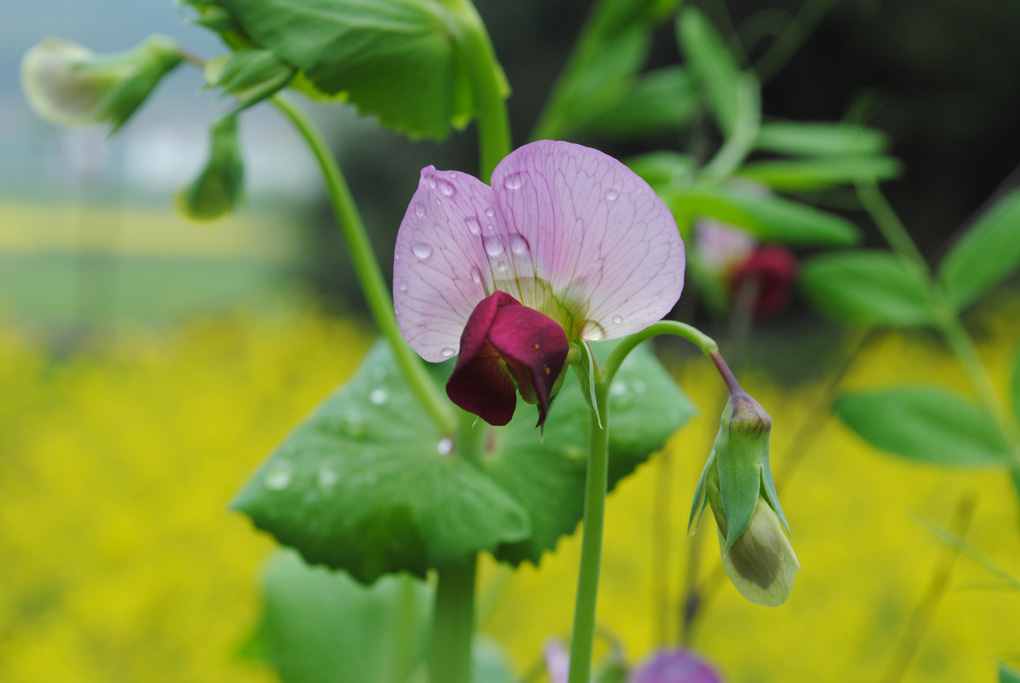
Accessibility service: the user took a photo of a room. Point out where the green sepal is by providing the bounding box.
[89,35,183,134]
[687,449,716,533]
[760,450,790,536]
[571,338,602,429]
[206,48,295,112]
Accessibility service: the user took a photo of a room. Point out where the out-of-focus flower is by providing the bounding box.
[177,115,245,222]
[394,140,685,426]
[544,638,571,683]
[21,35,182,132]
[690,385,799,606]
[630,649,721,683]
[730,245,798,317]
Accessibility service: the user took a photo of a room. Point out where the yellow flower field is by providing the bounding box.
[1,297,1018,682]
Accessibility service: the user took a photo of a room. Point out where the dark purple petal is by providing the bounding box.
[630,650,722,683]
[730,245,798,318]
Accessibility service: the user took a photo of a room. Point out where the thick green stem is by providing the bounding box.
[272,94,455,434]
[602,321,719,387]
[429,558,477,683]
[568,379,611,683]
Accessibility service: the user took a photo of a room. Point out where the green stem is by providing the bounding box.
[444,0,512,180]
[857,184,1020,448]
[567,378,610,683]
[272,94,455,434]
[602,321,719,387]
[430,557,477,683]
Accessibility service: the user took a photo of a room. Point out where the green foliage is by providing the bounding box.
[1002,665,1020,683]
[938,190,1020,309]
[1012,341,1020,427]
[755,122,889,157]
[204,48,294,111]
[834,387,1014,467]
[736,156,902,191]
[234,339,694,581]
[192,0,501,140]
[677,7,743,135]
[577,67,699,139]
[667,186,860,246]
[799,251,937,327]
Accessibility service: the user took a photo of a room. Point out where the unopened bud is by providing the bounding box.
[177,116,244,222]
[22,35,182,133]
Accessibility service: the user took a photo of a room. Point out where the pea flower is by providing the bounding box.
[631,650,721,683]
[394,140,685,426]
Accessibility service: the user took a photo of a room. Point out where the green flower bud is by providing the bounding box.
[176,116,245,222]
[689,391,799,606]
[21,35,182,133]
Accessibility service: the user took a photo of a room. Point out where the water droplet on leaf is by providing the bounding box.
[437,437,454,456]
[318,465,339,491]
[369,388,388,405]
[264,463,293,490]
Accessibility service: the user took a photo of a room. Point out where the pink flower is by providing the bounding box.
[394,140,685,426]
[630,650,721,683]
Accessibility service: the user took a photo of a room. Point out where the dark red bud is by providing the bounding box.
[730,246,798,318]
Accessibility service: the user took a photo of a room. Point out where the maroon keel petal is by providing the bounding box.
[488,303,569,428]
[445,291,569,427]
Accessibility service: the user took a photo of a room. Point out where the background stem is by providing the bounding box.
[429,558,478,683]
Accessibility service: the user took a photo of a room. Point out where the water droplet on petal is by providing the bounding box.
[606,188,620,201]
[496,260,508,272]
[503,173,523,190]
[437,437,454,456]
[414,201,425,217]
[370,388,388,405]
[425,176,436,189]
[484,236,503,256]
[613,314,624,325]
[264,463,293,490]
[441,348,455,358]
[485,207,495,217]
[466,216,481,235]
[470,267,483,284]
[412,242,433,260]
[437,178,456,196]
[509,234,529,255]
[485,224,495,233]
[398,280,408,292]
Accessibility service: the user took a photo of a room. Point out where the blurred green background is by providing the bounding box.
[1,1,1019,682]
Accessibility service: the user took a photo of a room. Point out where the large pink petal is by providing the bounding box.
[393,166,504,361]
[490,140,685,341]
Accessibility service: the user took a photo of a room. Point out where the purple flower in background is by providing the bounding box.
[394,140,685,426]
[630,650,722,683]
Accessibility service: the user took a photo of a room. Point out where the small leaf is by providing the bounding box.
[800,251,937,327]
[1002,664,1020,683]
[938,190,1020,309]
[677,7,742,135]
[736,156,902,191]
[755,121,889,157]
[206,0,486,139]
[571,339,602,429]
[834,387,1013,467]
[256,551,432,683]
[233,341,531,583]
[579,67,699,139]
[667,186,860,246]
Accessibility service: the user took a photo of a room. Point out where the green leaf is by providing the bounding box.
[736,156,902,191]
[205,0,486,139]
[834,387,1013,466]
[667,186,860,246]
[485,341,696,565]
[233,341,531,583]
[800,251,938,327]
[938,190,1020,308]
[256,551,432,683]
[578,67,699,139]
[677,7,743,135]
[755,121,889,157]
[1011,341,1020,427]
[626,151,696,191]
[1001,664,1020,683]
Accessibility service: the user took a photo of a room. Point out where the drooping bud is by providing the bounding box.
[21,35,182,133]
[176,115,245,222]
[689,355,798,606]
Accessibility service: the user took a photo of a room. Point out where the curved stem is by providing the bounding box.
[567,378,611,683]
[602,321,719,388]
[272,94,455,434]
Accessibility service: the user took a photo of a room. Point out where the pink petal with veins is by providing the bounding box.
[491,140,684,340]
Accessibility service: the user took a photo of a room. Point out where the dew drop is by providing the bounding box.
[611,383,628,398]
[613,314,624,325]
[414,201,426,217]
[496,260,508,272]
[398,280,408,292]
[264,463,293,490]
[485,207,495,217]
[470,267,483,284]
[412,242,433,260]
[437,178,456,197]
[465,217,480,235]
[318,465,339,491]
[509,234,529,255]
[606,188,620,201]
[503,173,523,190]
[437,437,454,456]
[425,175,436,189]
[483,236,504,256]
[484,224,495,233]
[370,388,388,405]
[441,348,455,358]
